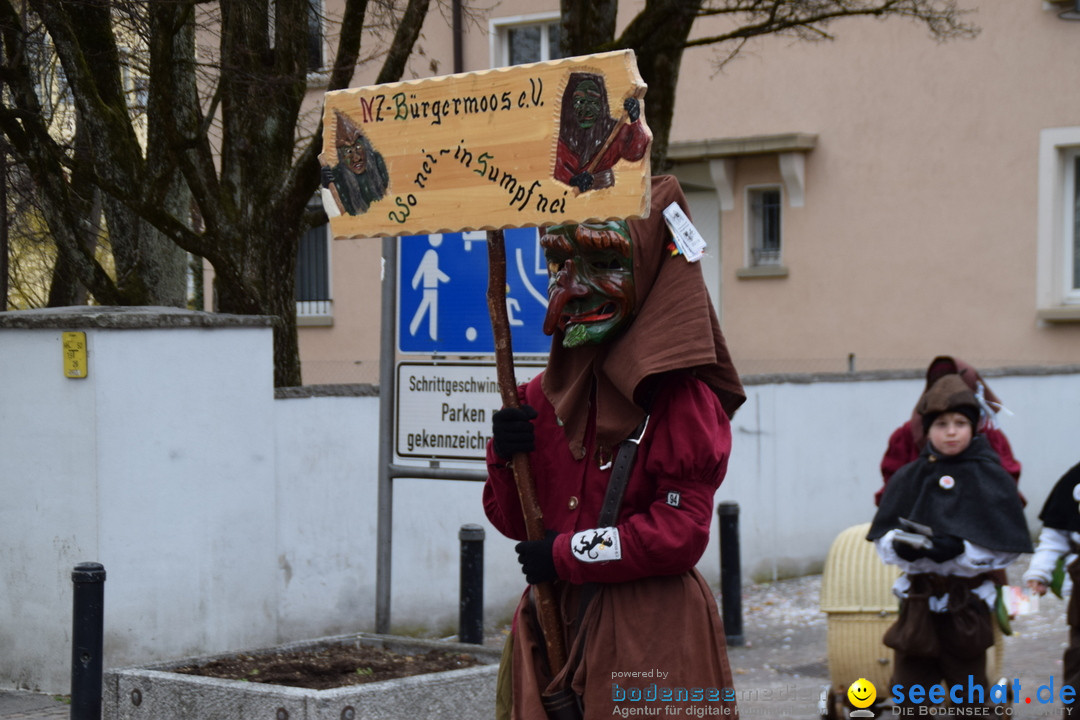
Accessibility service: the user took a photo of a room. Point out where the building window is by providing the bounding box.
[1037,128,1080,320]
[492,15,561,67]
[122,59,149,114]
[748,187,782,267]
[131,76,149,112]
[296,213,331,321]
[306,0,324,71]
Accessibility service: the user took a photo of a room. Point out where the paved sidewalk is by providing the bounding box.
[0,691,67,719]
[2,563,1070,719]
[713,561,1070,719]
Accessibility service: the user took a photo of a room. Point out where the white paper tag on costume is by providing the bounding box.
[570,527,622,563]
[662,202,706,263]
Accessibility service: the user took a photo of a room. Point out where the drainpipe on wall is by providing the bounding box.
[453,0,463,74]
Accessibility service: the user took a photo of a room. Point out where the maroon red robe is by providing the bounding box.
[484,372,739,720]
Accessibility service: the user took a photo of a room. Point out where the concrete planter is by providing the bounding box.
[103,633,503,720]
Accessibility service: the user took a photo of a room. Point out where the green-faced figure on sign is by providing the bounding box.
[320,110,390,216]
[571,79,604,130]
[540,221,635,348]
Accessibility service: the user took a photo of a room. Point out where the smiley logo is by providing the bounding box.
[847,677,876,709]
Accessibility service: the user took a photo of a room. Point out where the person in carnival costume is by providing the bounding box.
[485,175,745,720]
[1024,461,1080,717]
[868,373,1031,712]
[875,355,1021,506]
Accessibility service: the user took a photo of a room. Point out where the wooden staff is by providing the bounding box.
[584,108,629,175]
[485,228,567,673]
[573,95,641,196]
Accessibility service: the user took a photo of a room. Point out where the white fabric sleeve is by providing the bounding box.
[875,530,1016,576]
[878,531,1016,611]
[1023,527,1072,585]
[952,540,1019,574]
[875,530,908,569]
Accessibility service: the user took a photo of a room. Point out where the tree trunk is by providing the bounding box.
[560,0,704,171]
[560,0,618,55]
[616,0,705,171]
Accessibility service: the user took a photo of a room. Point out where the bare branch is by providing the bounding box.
[376,0,431,84]
[688,0,979,51]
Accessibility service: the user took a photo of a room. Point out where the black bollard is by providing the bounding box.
[71,562,106,720]
[717,503,744,646]
[458,524,485,644]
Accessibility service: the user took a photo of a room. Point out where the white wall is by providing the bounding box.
[274,392,381,639]
[0,309,277,693]
[2,308,1078,693]
[0,328,99,692]
[714,373,1080,582]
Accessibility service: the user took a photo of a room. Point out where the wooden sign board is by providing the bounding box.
[320,50,652,238]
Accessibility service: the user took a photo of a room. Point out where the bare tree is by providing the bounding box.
[0,2,188,308]
[1,0,976,385]
[560,0,979,169]
[0,0,431,386]
[3,149,59,309]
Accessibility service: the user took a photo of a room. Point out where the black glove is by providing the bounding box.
[320,165,334,188]
[623,97,640,123]
[892,538,926,562]
[492,405,537,459]
[569,171,594,192]
[924,534,965,563]
[515,530,559,585]
[892,534,965,563]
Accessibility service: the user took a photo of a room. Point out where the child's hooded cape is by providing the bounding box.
[867,434,1032,554]
[1038,462,1080,534]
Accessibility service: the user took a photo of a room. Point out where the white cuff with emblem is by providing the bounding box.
[570,527,622,563]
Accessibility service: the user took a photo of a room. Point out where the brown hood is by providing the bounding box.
[541,175,745,460]
[915,373,980,430]
[907,355,1002,447]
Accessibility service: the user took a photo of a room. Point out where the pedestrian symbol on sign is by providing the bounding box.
[408,234,451,340]
[398,230,552,355]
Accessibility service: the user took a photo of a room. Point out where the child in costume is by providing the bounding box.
[875,355,1021,506]
[484,176,745,720]
[867,373,1031,712]
[1023,461,1080,717]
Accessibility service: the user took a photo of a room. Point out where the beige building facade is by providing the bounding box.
[296,1,1080,384]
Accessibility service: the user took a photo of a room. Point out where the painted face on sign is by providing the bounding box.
[335,110,369,175]
[571,79,603,130]
[342,134,368,174]
[541,221,635,347]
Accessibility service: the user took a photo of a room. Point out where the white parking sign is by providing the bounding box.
[395,362,543,462]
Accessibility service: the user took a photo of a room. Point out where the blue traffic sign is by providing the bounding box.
[398,229,552,355]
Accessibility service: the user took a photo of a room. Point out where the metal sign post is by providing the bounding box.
[376,232,545,632]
